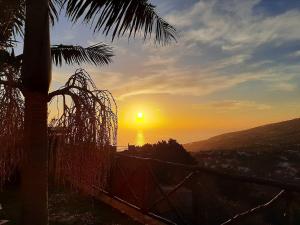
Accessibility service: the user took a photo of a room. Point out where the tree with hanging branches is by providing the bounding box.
[0,0,116,203]
[48,69,118,196]
[0,0,176,224]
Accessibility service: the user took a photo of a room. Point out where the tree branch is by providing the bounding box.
[48,85,102,102]
[48,69,117,147]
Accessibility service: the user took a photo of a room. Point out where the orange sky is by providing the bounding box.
[115,93,300,146]
[48,0,300,146]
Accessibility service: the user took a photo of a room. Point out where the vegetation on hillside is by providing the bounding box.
[122,139,197,165]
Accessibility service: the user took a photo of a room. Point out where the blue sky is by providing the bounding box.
[48,0,300,145]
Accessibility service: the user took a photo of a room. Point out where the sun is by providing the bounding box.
[137,112,144,119]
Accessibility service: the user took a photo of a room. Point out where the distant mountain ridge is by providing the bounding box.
[184,118,300,152]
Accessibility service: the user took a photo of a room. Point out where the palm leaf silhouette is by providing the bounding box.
[51,43,113,66]
[62,0,176,44]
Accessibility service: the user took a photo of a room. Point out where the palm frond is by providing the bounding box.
[62,0,176,44]
[0,0,25,45]
[51,43,114,66]
[0,0,61,45]
[10,1,25,38]
[50,0,63,26]
[0,49,22,68]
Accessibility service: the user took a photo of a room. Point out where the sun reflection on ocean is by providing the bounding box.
[136,130,145,146]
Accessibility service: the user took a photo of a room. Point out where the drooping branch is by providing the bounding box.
[0,66,118,190]
[48,69,118,191]
[48,69,117,147]
[0,64,24,187]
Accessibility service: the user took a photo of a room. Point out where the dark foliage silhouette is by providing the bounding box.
[0,0,176,224]
[124,139,197,165]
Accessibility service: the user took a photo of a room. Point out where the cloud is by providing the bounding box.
[144,55,177,67]
[54,0,300,102]
[114,69,270,100]
[167,0,300,50]
[162,0,300,78]
[210,100,271,110]
[290,50,300,57]
[270,82,297,92]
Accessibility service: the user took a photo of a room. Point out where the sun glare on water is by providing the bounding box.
[135,112,144,145]
[119,104,166,146]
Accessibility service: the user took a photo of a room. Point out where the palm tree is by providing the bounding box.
[1,0,176,224]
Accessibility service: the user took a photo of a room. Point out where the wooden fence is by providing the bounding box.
[92,152,300,225]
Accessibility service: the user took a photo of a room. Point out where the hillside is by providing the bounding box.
[184,118,300,152]
[184,118,300,184]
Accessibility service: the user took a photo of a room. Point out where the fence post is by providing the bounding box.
[285,192,294,225]
[192,174,201,225]
[192,172,211,225]
[108,146,116,197]
[141,160,151,214]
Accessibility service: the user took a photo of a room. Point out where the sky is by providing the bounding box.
[48,0,300,146]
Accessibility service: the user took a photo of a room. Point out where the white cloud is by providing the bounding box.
[167,0,300,50]
[290,50,300,57]
[51,0,300,103]
[210,100,271,110]
[114,69,270,100]
[144,55,177,67]
[270,82,297,92]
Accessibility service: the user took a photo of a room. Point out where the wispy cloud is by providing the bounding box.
[52,0,300,103]
[167,0,300,49]
[270,82,297,92]
[210,100,271,110]
[113,70,271,100]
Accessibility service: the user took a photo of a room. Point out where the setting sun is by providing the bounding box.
[2,1,300,224]
[137,112,144,119]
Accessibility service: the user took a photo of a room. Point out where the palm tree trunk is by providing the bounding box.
[21,0,51,224]
[22,93,49,225]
